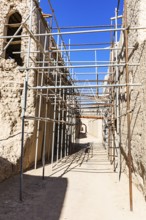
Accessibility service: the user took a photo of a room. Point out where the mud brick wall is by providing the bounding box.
[118,0,146,198]
[0,0,54,181]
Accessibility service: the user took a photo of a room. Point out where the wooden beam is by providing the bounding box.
[9,40,21,45]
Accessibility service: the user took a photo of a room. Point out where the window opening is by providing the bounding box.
[5,12,23,66]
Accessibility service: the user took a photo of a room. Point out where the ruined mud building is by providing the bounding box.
[0,0,80,182]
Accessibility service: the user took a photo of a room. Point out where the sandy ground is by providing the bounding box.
[0,134,146,220]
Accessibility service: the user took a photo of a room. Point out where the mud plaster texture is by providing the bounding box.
[117,0,146,198]
[0,0,55,182]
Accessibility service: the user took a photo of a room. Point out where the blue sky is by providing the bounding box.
[40,0,123,26]
[40,0,124,91]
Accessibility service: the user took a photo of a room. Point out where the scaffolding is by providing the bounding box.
[1,0,144,211]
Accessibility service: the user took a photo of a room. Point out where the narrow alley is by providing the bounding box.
[0,134,146,220]
[1,0,146,219]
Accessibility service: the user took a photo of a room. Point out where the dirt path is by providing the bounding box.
[0,135,146,220]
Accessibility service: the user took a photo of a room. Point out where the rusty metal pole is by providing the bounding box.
[124,0,133,211]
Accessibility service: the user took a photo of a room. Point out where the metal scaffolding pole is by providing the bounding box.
[42,32,49,179]
[51,71,57,168]
[42,88,49,179]
[18,63,140,70]
[34,28,48,169]
[115,8,121,177]
[30,83,141,90]
[56,75,61,164]
[1,25,146,40]
[59,40,66,158]
[64,91,68,157]
[20,0,33,201]
[65,89,72,156]
[124,0,133,211]
[60,89,65,160]
[55,35,61,165]
[66,99,69,156]
[110,28,116,170]
[69,90,74,153]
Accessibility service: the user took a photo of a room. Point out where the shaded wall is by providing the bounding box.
[118,0,146,197]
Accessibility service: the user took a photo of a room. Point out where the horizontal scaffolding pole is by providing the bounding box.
[68,93,109,96]
[50,47,134,53]
[19,63,139,70]
[80,106,110,109]
[1,26,146,40]
[76,115,104,119]
[78,99,109,102]
[13,47,134,54]
[73,80,108,83]
[59,42,112,46]
[52,24,122,29]
[35,60,123,64]
[111,15,123,20]
[77,105,112,107]
[0,27,124,39]
[77,91,109,93]
[29,83,141,90]
[24,116,74,125]
[79,111,101,113]
[76,103,111,106]
[72,72,113,75]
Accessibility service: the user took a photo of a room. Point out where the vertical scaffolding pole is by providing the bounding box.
[56,35,60,165]
[66,101,69,156]
[108,121,111,160]
[65,40,70,156]
[68,109,72,154]
[66,89,71,156]
[56,76,61,164]
[59,41,64,160]
[42,32,48,179]
[69,91,73,153]
[60,89,65,159]
[51,34,59,169]
[124,0,133,211]
[64,90,68,157]
[115,8,121,177]
[42,88,49,179]
[95,51,98,95]
[20,0,33,201]
[34,28,47,169]
[51,71,57,169]
[110,40,116,170]
[72,92,76,144]
[110,17,115,169]
[69,89,74,153]
[20,78,27,201]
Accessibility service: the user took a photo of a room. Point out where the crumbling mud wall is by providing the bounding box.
[0,0,79,182]
[0,0,54,182]
[118,0,146,198]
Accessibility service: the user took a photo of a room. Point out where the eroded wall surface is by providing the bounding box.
[118,0,146,197]
[0,0,54,181]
